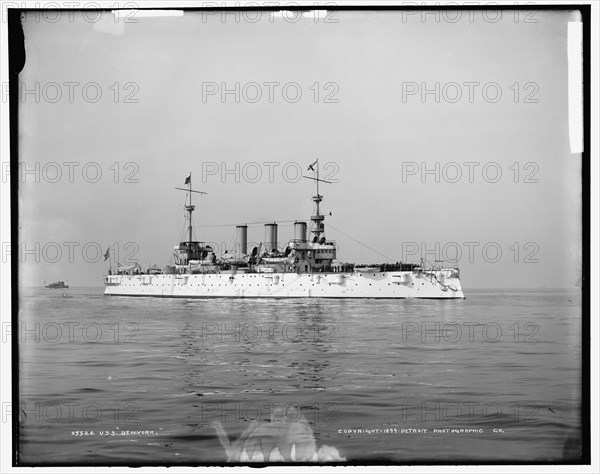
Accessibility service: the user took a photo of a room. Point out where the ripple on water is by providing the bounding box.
[17,288,584,464]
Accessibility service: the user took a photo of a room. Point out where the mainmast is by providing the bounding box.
[186,173,194,252]
[303,159,331,242]
[175,173,206,262]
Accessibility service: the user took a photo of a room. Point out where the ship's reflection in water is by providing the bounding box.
[178,298,346,462]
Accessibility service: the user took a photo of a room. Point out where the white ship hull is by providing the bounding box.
[104,167,466,299]
[104,269,464,299]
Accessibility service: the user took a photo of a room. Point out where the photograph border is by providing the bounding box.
[7,3,593,467]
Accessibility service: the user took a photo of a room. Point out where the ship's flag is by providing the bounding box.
[307,159,318,171]
[184,174,191,185]
[104,248,110,261]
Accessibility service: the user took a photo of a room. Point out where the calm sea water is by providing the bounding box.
[16,288,583,465]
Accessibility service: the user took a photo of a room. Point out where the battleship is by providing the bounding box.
[104,161,464,299]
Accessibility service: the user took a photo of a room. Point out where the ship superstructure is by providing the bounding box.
[104,162,464,299]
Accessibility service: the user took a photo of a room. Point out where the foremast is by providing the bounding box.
[185,174,194,255]
[305,159,331,244]
[174,174,212,267]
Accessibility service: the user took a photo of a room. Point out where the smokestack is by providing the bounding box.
[264,223,278,253]
[294,221,307,242]
[236,225,247,255]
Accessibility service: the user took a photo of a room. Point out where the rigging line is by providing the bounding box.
[202,193,253,224]
[172,189,184,245]
[326,223,396,262]
[198,220,301,228]
[227,228,236,252]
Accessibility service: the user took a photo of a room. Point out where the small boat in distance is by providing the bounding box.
[44,281,69,289]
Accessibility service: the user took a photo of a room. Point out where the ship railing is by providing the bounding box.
[350,262,462,273]
[418,258,461,272]
[289,239,337,246]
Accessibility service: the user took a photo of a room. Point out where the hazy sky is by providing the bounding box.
[14,7,583,289]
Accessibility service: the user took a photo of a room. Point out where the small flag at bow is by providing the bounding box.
[184,174,191,185]
[307,159,318,171]
[104,248,110,261]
